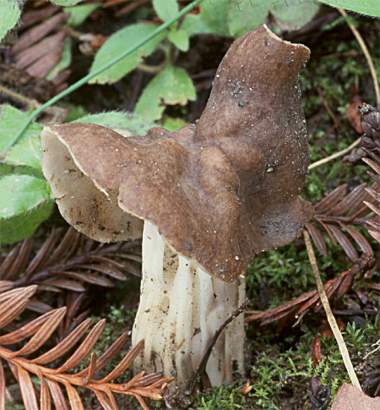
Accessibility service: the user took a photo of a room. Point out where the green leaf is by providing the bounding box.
[135,65,196,122]
[272,0,319,30]
[47,38,72,80]
[0,163,41,178]
[168,28,190,51]
[0,175,54,245]
[318,0,380,16]
[64,104,88,122]
[89,23,166,84]
[0,0,21,42]
[185,0,320,37]
[228,0,271,37]
[65,3,99,27]
[153,0,179,22]
[0,163,12,177]
[4,135,43,173]
[163,116,187,131]
[0,105,42,156]
[74,111,154,136]
[200,0,229,36]
[182,13,214,36]
[49,0,83,5]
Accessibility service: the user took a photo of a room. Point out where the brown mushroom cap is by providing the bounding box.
[42,25,312,282]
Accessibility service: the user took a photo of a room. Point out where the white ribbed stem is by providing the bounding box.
[132,221,245,388]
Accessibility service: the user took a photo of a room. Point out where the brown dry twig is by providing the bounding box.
[0,286,171,409]
[316,87,340,130]
[102,0,150,16]
[308,138,361,171]
[0,84,40,110]
[116,0,150,16]
[103,0,130,7]
[0,64,56,104]
[190,302,247,390]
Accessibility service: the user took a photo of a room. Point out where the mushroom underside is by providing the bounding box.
[42,129,143,243]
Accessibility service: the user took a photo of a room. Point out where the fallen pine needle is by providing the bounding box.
[308,138,361,170]
[303,230,362,391]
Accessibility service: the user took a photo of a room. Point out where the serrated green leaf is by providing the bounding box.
[318,0,380,16]
[272,0,319,30]
[47,38,72,80]
[4,135,42,173]
[0,175,54,245]
[74,111,154,136]
[168,28,190,51]
[153,0,179,22]
[0,105,42,156]
[0,0,21,42]
[49,0,83,5]
[228,0,271,37]
[65,3,99,27]
[89,23,166,84]
[135,65,196,122]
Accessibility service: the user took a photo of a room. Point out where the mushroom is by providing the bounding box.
[41,26,312,391]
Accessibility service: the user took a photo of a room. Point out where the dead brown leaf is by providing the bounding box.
[347,97,364,134]
[241,382,253,395]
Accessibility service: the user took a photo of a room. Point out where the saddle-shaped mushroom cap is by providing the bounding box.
[42,25,312,282]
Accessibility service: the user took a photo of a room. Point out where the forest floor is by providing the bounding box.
[82,15,380,410]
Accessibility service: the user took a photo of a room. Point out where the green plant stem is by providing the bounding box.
[9,0,202,150]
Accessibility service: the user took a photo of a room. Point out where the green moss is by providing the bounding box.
[246,240,350,309]
[192,384,249,409]
[193,313,380,409]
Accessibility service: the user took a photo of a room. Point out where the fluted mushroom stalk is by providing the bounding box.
[132,221,245,386]
[41,25,312,392]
